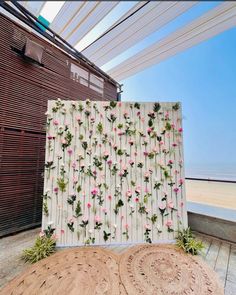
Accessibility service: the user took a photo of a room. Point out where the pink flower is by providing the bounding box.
[54,187,59,194]
[173,187,179,193]
[126,190,132,197]
[172,143,178,147]
[137,111,141,117]
[113,127,117,132]
[145,224,151,230]
[107,195,112,201]
[144,171,150,178]
[95,216,101,223]
[179,178,184,185]
[61,229,65,234]
[71,161,76,169]
[118,102,122,107]
[143,151,149,157]
[144,188,149,193]
[102,208,107,214]
[39,231,45,237]
[82,217,88,223]
[168,159,173,165]
[178,127,183,133]
[124,224,129,230]
[104,151,109,157]
[129,139,134,145]
[129,159,134,165]
[91,187,99,196]
[135,197,139,202]
[87,202,92,209]
[135,186,141,195]
[153,146,158,153]
[159,203,166,210]
[107,160,112,166]
[47,135,54,140]
[147,127,153,134]
[168,201,174,209]
[166,220,173,227]
[73,176,78,184]
[118,131,124,136]
[180,201,184,207]
[165,112,169,119]
[53,119,59,126]
[122,164,127,170]
[67,148,73,155]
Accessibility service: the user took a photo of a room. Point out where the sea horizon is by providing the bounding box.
[185,163,236,181]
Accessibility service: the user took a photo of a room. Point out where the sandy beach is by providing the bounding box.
[186,180,236,209]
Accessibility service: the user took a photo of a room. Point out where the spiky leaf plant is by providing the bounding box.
[176,227,204,255]
[22,236,56,264]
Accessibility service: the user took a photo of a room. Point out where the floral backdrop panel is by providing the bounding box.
[43,100,187,246]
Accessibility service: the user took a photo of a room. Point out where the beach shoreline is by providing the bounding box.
[186,180,236,210]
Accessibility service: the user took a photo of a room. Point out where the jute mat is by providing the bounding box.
[119,244,224,295]
[0,245,224,295]
[0,247,124,295]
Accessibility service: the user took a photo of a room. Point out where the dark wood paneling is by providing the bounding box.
[0,13,117,236]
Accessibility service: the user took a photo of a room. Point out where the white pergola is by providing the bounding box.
[8,1,236,81]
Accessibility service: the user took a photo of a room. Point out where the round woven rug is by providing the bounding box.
[119,244,224,295]
[1,247,123,295]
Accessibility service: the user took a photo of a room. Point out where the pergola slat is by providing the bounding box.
[51,1,118,46]
[83,1,197,67]
[107,2,236,81]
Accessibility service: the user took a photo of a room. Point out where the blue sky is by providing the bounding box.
[40,1,236,178]
[99,1,236,177]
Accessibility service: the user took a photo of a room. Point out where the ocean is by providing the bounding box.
[185,163,236,181]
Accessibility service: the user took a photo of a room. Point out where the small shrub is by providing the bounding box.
[22,236,56,264]
[176,227,204,255]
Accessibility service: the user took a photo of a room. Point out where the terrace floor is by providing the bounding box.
[0,228,236,294]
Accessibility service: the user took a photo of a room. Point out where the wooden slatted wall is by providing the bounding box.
[0,13,117,236]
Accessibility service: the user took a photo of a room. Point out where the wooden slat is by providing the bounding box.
[227,245,236,283]
[225,280,236,295]
[214,243,231,285]
[205,239,221,269]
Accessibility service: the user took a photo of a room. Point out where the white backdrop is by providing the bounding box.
[43,100,187,246]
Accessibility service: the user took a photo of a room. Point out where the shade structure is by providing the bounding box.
[6,1,236,81]
[4,1,236,82]
[82,1,197,67]
[50,1,119,46]
[107,2,236,81]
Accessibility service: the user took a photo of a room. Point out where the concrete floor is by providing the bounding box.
[1,228,236,294]
[0,228,39,289]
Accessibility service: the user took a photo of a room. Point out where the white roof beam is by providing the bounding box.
[67,1,119,46]
[82,1,197,67]
[50,2,90,34]
[107,2,236,81]
[51,2,118,46]
[23,1,45,17]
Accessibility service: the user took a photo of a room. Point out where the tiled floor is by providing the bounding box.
[0,228,235,294]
